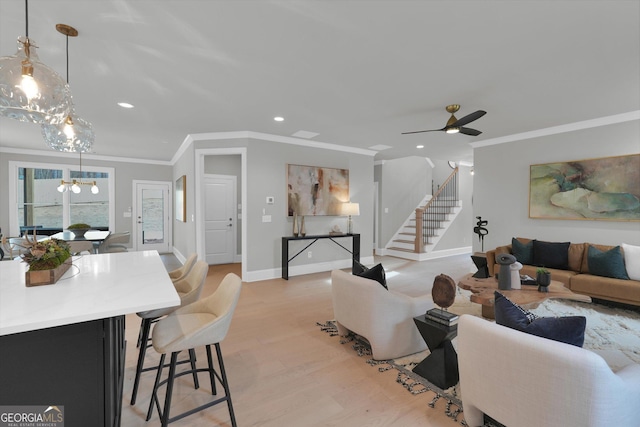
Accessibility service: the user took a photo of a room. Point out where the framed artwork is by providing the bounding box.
[287,164,349,216]
[175,175,186,222]
[529,154,640,221]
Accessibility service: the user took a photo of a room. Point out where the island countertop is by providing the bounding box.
[0,250,180,336]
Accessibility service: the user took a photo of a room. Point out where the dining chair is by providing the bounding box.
[130,260,209,405]
[146,273,242,427]
[98,232,130,253]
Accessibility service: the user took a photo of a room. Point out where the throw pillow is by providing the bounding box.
[355,263,388,290]
[587,245,629,280]
[622,243,640,281]
[494,291,586,347]
[512,237,533,265]
[532,240,570,270]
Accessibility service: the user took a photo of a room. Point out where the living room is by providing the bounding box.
[1,1,639,426]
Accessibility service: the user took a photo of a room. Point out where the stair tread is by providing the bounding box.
[387,247,416,253]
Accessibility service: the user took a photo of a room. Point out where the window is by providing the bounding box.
[9,161,115,235]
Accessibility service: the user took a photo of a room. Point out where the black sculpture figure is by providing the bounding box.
[473,216,489,252]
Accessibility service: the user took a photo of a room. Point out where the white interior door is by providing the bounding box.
[134,181,171,253]
[204,175,236,264]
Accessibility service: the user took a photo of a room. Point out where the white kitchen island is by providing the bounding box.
[0,251,180,427]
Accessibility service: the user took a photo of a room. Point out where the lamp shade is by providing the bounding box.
[341,202,360,216]
[0,37,72,125]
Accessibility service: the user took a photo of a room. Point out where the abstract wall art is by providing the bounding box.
[529,154,640,221]
[287,164,349,216]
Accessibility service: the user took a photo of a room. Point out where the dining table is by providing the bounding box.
[50,230,111,253]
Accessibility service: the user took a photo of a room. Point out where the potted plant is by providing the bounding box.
[67,223,92,238]
[22,239,72,286]
[536,267,551,292]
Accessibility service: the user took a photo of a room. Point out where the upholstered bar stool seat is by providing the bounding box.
[146,273,242,427]
[130,260,209,405]
[168,253,197,282]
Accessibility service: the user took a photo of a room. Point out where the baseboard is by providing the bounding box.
[244,256,375,282]
[172,247,186,264]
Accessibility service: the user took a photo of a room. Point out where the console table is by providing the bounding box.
[281,234,360,280]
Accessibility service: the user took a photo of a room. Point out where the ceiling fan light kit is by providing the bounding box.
[0,0,72,125]
[402,104,486,137]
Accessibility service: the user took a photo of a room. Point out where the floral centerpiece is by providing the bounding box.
[67,223,92,238]
[22,239,72,286]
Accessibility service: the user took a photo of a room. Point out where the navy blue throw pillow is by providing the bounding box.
[355,263,388,290]
[532,240,570,270]
[494,291,586,347]
[511,238,533,265]
[587,245,629,280]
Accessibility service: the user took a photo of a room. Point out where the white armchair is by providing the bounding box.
[458,314,640,427]
[331,269,434,360]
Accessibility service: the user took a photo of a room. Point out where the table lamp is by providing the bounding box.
[341,202,359,234]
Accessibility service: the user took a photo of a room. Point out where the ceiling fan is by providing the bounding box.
[402,104,487,136]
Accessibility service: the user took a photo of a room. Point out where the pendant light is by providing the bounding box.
[41,24,94,153]
[57,151,99,194]
[0,0,72,125]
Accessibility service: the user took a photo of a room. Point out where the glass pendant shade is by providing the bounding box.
[0,37,72,125]
[42,108,94,152]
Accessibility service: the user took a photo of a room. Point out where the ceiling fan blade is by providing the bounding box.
[401,129,442,135]
[458,127,482,136]
[450,110,486,128]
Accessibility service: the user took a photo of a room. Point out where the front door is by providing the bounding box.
[204,175,236,264]
[133,181,171,253]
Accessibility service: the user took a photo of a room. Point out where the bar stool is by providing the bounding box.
[168,253,198,282]
[130,260,209,405]
[136,254,198,349]
[146,273,242,426]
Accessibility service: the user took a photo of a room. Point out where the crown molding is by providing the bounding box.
[0,146,172,165]
[470,110,640,149]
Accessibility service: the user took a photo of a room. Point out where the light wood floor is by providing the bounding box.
[121,254,476,427]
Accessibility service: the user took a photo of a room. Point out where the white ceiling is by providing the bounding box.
[1,0,639,164]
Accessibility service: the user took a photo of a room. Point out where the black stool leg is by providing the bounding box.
[206,345,217,395]
[131,317,152,405]
[188,348,200,389]
[161,352,180,427]
[146,353,166,421]
[215,343,237,427]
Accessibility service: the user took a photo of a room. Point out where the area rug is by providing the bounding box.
[317,321,468,426]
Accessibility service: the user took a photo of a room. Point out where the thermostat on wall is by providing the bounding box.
[266,196,275,204]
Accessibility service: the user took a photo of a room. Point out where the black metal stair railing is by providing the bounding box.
[414,167,459,253]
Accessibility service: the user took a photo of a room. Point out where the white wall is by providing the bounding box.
[379,156,432,246]
[473,119,640,252]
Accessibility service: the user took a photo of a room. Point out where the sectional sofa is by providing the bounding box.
[486,238,640,307]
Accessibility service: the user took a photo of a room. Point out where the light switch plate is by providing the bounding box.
[262,215,272,223]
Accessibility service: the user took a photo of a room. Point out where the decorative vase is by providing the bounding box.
[537,271,551,292]
[300,216,306,237]
[293,213,299,237]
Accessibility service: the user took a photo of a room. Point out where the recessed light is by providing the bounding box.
[118,102,134,109]
[274,116,284,122]
[416,145,424,149]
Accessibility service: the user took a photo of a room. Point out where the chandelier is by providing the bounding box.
[0,0,72,125]
[57,152,99,194]
[42,24,94,152]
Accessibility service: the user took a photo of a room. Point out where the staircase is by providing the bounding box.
[385,167,462,261]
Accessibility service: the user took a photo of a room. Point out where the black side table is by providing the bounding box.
[412,315,459,389]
